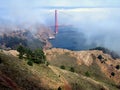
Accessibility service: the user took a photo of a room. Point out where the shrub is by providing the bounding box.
[100,87,106,90]
[111,72,115,76]
[0,57,2,64]
[45,61,49,66]
[98,55,103,60]
[58,87,62,90]
[17,45,25,59]
[33,59,41,64]
[69,67,75,72]
[90,47,120,59]
[116,65,120,70]
[27,60,33,66]
[32,48,46,64]
[85,71,90,77]
[116,85,120,89]
[60,65,65,69]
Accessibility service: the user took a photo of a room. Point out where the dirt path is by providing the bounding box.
[49,66,72,90]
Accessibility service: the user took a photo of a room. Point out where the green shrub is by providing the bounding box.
[45,61,49,66]
[69,67,75,72]
[98,55,103,60]
[17,45,46,65]
[27,60,33,66]
[60,65,65,69]
[116,65,120,70]
[17,45,25,59]
[33,59,41,64]
[32,48,46,64]
[85,71,90,77]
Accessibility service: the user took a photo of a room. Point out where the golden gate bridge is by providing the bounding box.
[51,10,72,34]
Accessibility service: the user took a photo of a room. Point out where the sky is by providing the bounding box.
[1,0,120,8]
[0,0,120,53]
[0,0,120,22]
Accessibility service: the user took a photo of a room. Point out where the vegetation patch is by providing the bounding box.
[111,72,115,76]
[90,47,120,59]
[85,71,90,77]
[0,52,61,90]
[27,60,33,66]
[69,67,75,72]
[0,57,2,64]
[115,65,120,70]
[58,87,62,90]
[0,35,27,49]
[60,65,65,69]
[17,45,46,66]
[45,61,49,66]
[97,55,103,60]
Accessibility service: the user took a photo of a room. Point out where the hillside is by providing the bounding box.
[0,50,114,90]
[45,48,120,90]
[0,24,54,50]
[0,48,120,90]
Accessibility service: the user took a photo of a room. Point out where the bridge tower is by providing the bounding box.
[55,10,58,34]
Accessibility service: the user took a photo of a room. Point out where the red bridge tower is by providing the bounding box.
[55,10,58,34]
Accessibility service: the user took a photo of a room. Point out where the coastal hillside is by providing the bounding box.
[0,48,120,90]
[45,48,120,90]
[0,24,54,50]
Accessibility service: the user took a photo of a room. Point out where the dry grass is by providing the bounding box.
[48,52,120,90]
[0,49,120,90]
[0,52,62,90]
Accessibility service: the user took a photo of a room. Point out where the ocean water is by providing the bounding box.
[49,26,96,51]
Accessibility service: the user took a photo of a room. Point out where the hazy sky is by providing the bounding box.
[1,0,120,53]
[0,0,120,23]
[0,0,120,22]
[1,0,120,8]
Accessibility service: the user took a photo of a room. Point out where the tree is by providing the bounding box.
[17,45,25,59]
[32,48,46,64]
[25,48,33,59]
[17,46,46,65]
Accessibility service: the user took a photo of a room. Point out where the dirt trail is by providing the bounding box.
[49,66,72,90]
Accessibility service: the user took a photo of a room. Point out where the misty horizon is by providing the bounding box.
[0,0,120,54]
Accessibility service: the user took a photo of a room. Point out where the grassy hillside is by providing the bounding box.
[45,48,120,90]
[0,51,61,90]
[0,49,112,90]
